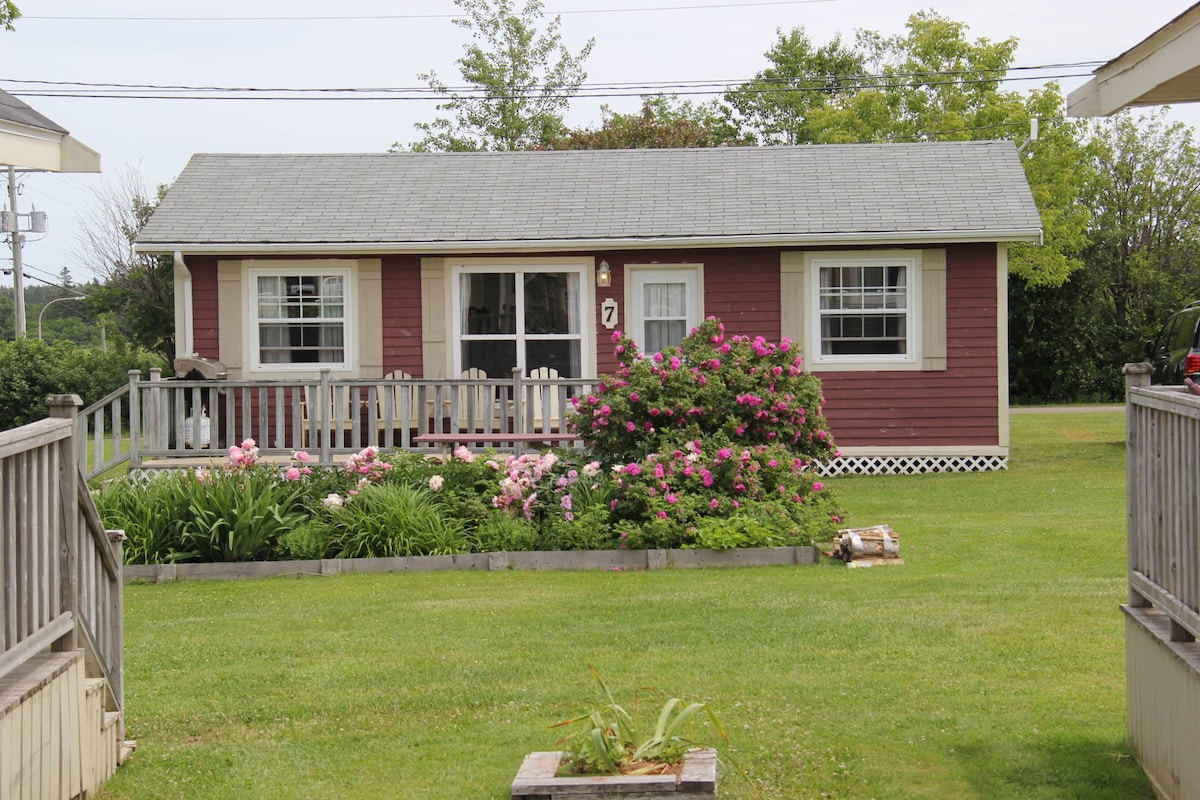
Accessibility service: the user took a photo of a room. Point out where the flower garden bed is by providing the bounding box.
[97,319,845,567]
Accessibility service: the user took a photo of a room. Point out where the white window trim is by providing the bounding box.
[807,252,922,370]
[246,263,355,373]
[447,257,595,379]
[624,263,704,355]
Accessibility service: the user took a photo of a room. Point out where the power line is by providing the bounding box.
[4,72,1095,103]
[0,61,1104,95]
[20,0,838,22]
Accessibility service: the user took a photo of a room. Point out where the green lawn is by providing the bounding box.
[99,411,1151,799]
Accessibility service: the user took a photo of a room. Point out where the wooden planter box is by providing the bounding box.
[511,748,717,799]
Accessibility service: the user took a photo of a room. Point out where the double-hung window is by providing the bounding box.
[454,264,587,378]
[252,269,349,368]
[810,254,919,366]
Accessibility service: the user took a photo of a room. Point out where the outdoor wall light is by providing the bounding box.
[596,260,612,288]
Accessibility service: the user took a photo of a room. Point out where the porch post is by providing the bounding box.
[319,369,332,465]
[1124,361,1153,608]
[511,367,525,456]
[47,394,81,652]
[128,370,142,470]
[147,367,162,450]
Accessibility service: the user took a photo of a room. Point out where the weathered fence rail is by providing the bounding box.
[1,396,124,708]
[1123,363,1200,799]
[79,369,591,479]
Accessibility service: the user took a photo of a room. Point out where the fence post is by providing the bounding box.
[128,370,142,470]
[148,367,162,450]
[1124,362,1154,608]
[47,394,81,652]
[319,369,332,465]
[107,529,125,717]
[511,367,525,455]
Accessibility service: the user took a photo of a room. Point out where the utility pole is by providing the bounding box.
[6,166,48,339]
[8,166,24,337]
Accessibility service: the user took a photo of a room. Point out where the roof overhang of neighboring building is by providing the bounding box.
[0,91,100,172]
[1068,3,1200,117]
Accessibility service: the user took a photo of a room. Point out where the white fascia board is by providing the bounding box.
[135,228,1043,256]
[1067,5,1200,117]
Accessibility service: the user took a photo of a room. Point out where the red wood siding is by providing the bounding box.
[188,256,220,361]
[381,256,424,377]
[593,248,781,375]
[816,243,1000,448]
[188,243,1001,449]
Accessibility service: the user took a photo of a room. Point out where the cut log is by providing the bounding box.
[832,525,900,563]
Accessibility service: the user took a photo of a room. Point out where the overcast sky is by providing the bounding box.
[3,0,1198,290]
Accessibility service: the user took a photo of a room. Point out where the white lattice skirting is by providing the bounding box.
[817,454,1009,476]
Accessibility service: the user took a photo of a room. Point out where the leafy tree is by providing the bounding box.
[401,0,594,152]
[802,12,1022,144]
[0,2,18,31]
[727,13,1091,288]
[1007,84,1094,288]
[723,27,864,146]
[1008,110,1200,403]
[543,96,747,150]
[1083,110,1200,359]
[77,168,175,366]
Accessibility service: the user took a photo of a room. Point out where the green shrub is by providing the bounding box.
[470,514,541,553]
[0,338,163,430]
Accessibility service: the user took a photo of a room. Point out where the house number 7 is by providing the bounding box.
[601,298,619,330]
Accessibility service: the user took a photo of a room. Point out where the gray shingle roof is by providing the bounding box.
[0,89,68,134]
[136,142,1041,250]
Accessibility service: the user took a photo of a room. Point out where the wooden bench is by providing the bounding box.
[412,432,580,455]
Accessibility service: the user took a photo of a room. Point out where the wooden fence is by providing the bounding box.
[80,369,590,479]
[1123,363,1200,800]
[0,394,125,797]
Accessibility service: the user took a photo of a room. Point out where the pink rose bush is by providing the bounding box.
[570,318,836,465]
[563,317,843,548]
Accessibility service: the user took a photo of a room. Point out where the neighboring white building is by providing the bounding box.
[1068,3,1200,116]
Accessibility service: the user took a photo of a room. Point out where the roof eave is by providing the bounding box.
[1067,3,1200,117]
[135,228,1044,256]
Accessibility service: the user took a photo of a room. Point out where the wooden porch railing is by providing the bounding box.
[1125,364,1200,638]
[79,369,591,477]
[1123,363,1200,798]
[1,394,124,713]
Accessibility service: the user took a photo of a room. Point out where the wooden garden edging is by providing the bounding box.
[123,545,821,583]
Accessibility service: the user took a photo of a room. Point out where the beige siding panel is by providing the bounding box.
[995,243,1010,447]
[420,258,447,379]
[1125,608,1200,799]
[216,260,244,378]
[922,248,947,371]
[358,259,383,377]
[779,251,806,351]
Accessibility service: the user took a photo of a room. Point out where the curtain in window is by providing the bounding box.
[643,281,687,353]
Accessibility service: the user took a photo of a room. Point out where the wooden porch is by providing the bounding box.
[79,368,593,480]
[1123,364,1200,800]
[1,396,127,798]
